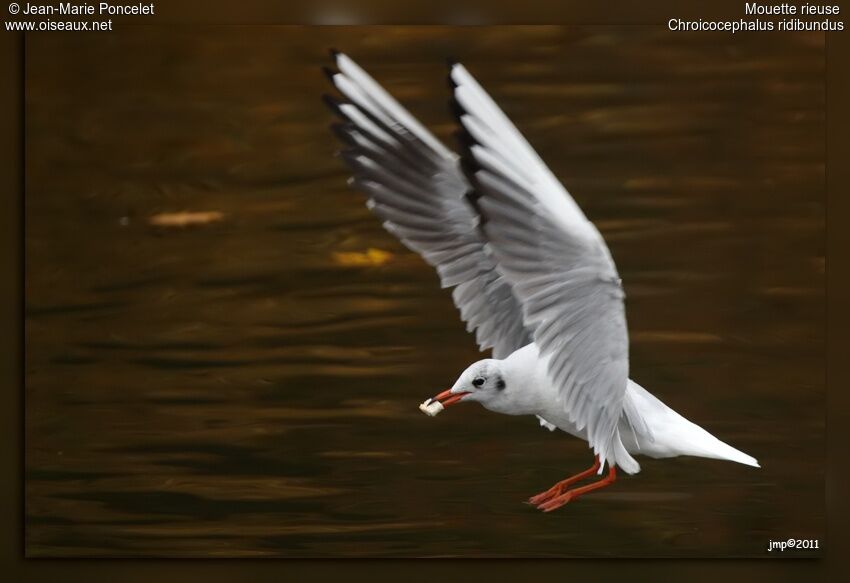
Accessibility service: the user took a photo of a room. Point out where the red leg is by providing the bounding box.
[527,456,601,506]
[537,465,617,512]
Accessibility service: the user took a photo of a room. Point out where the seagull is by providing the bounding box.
[323,51,760,512]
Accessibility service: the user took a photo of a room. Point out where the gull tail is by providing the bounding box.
[687,423,760,467]
[668,414,760,468]
[626,381,760,468]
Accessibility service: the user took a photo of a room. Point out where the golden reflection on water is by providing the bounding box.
[26,27,824,557]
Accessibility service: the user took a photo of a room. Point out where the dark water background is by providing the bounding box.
[25,27,824,557]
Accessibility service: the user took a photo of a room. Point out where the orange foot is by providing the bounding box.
[527,455,601,506]
[535,464,617,512]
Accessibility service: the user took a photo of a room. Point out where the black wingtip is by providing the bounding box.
[448,95,466,122]
[329,48,341,59]
[446,57,460,89]
[321,65,338,84]
[453,126,475,151]
[322,93,345,119]
[330,122,356,146]
[338,148,362,168]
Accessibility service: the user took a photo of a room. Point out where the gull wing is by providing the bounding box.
[324,52,531,358]
[449,62,644,472]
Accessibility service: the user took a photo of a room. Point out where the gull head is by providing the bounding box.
[420,359,515,417]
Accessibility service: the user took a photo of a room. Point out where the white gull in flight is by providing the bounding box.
[323,51,759,512]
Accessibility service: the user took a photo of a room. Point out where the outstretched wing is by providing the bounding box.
[449,62,645,472]
[324,52,531,358]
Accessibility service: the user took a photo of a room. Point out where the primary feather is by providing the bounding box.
[324,52,530,358]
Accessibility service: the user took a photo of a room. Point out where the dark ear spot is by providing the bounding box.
[496,378,506,390]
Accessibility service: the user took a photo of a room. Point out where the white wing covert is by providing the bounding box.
[324,53,531,358]
[449,62,650,473]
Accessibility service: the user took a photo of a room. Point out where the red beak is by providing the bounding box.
[430,388,469,407]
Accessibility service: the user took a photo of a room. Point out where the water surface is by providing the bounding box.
[25,27,824,557]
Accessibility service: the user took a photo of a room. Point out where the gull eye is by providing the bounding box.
[472,377,485,387]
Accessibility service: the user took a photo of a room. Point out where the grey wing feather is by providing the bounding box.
[324,53,531,358]
[450,62,647,472]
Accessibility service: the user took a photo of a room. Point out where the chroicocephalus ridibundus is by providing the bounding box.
[323,51,759,512]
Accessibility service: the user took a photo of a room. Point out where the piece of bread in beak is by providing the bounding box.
[418,399,444,417]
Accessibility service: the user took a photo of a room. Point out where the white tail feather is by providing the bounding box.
[682,421,760,467]
[625,381,760,468]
